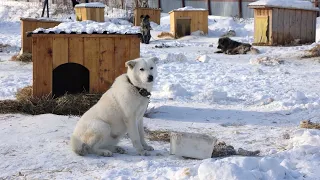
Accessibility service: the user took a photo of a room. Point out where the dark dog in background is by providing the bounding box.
[215,37,259,55]
[140,15,151,44]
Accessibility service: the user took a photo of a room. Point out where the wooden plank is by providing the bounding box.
[283,9,291,44]
[84,38,100,93]
[32,34,139,38]
[129,37,140,61]
[254,10,258,43]
[312,12,317,42]
[277,8,284,45]
[301,10,308,43]
[33,37,53,97]
[69,37,84,65]
[52,37,68,69]
[295,10,302,43]
[99,38,115,91]
[32,37,39,97]
[268,9,273,45]
[114,37,130,77]
[307,11,315,43]
[289,9,296,43]
[170,12,175,34]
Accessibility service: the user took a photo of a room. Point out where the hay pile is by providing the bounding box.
[212,141,260,157]
[300,120,320,129]
[0,86,102,116]
[157,32,175,39]
[302,44,320,58]
[11,53,32,62]
[144,128,170,142]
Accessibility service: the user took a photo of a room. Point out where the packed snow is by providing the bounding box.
[249,0,319,11]
[33,20,140,34]
[75,2,106,8]
[174,6,206,11]
[1,1,320,180]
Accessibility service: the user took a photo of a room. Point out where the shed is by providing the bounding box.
[21,18,61,54]
[249,3,319,45]
[29,30,140,98]
[169,8,208,38]
[75,2,105,22]
[134,8,161,26]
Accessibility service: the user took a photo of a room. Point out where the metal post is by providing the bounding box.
[46,0,49,18]
[238,0,243,18]
[207,0,211,15]
[181,0,185,8]
[158,0,161,9]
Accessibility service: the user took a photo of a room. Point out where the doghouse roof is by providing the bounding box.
[29,21,141,35]
[75,2,105,8]
[249,0,319,11]
[20,17,72,23]
[169,6,208,14]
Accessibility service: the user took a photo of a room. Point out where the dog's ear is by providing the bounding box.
[125,60,136,69]
[145,15,150,19]
[140,15,144,19]
[149,57,159,64]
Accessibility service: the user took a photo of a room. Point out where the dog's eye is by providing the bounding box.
[140,68,144,71]
[150,67,153,70]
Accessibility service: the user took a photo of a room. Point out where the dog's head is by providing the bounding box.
[125,57,158,89]
[217,37,231,49]
[140,15,150,22]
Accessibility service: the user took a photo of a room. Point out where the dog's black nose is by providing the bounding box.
[148,75,153,82]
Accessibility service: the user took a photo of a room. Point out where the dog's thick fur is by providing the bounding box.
[71,57,158,156]
[140,15,151,44]
[215,37,259,55]
[139,0,149,8]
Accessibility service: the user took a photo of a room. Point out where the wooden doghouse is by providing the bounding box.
[249,5,319,45]
[169,10,208,38]
[21,18,61,53]
[30,32,140,98]
[134,8,161,26]
[75,2,105,22]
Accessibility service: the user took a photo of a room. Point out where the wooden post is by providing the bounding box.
[136,0,139,8]
[238,0,243,18]
[182,0,185,8]
[207,0,211,15]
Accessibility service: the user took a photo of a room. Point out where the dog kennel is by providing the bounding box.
[249,4,318,45]
[169,9,208,38]
[75,2,105,22]
[30,33,140,98]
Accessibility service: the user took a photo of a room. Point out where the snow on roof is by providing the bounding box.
[174,6,206,11]
[249,0,319,11]
[75,2,105,8]
[20,17,72,23]
[32,20,140,35]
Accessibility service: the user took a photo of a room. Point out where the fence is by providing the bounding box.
[10,0,320,18]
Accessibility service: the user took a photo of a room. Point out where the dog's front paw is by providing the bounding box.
[138,150,151,156]
[143,145,154,151]
[115,146,127,154]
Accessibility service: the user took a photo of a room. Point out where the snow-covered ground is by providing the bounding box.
[1,1,320,180]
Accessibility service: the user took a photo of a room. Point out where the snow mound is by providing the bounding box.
[162,83,189,99]
[75,2,105,8]
[194,90,228,103]
[197,55,210,63]
[198,156,301,180]
[191,30,205,36]
[249,0,318,11]
[160,53,188,63]
[33,21,140,34]
[250,56,283,66]
[174,6,206,11]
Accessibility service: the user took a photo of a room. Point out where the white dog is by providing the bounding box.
[71,57,158,156]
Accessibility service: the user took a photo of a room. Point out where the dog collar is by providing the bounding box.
[127,76,151,98]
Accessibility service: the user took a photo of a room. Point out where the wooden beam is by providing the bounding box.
[207,0,212,15]
[238,0,243,18]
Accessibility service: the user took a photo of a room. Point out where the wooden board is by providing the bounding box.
[75,7,104,22]
[33,37,53,97]
[99,38,115,91]
[52,37,68,69]
[84,38,100,93]
[254,16,269,44]
[288,9,296,43]
[283,9,291,44]
[271,8,278,45]
[134,8,161,26]
[277,8,284,45]
[300,10,308,44]
[69,37,84,65]
[306,11,316,43]
[295,10,302,43]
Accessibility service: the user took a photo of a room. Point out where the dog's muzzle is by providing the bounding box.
[148,75,153,82]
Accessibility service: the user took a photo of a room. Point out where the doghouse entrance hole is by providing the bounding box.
[176,18,191,38]
[53,63,89,97]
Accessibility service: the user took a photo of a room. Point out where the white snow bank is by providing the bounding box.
[174,6,206,11]
[249,0,319,11]
[161,83,189,99]
[33,21,140,34]
[250,56,283,66]
[160,53,188,63]
[75,2,105,8]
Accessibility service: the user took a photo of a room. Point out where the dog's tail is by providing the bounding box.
[71,135,90,156]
